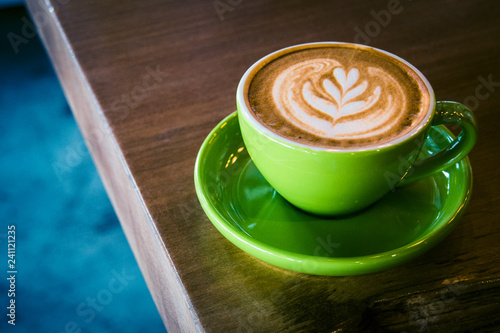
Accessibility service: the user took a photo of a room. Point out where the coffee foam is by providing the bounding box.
[247,46,430,148]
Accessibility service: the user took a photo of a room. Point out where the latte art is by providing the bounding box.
[273,59,407,141]
[248,45,430,148]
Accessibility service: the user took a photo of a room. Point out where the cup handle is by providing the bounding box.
[398,101,478,186]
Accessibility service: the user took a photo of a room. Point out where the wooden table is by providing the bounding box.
[26,0,500,331]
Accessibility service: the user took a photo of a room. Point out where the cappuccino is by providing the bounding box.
[247,44,430,148]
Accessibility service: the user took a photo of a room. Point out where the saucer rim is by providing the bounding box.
[194,111,473,276]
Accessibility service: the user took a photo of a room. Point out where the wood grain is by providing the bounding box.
[26,0,500,331]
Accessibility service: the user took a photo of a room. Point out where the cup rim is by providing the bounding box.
[237,42,436,153]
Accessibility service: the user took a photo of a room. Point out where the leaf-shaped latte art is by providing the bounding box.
[272,59,407,140]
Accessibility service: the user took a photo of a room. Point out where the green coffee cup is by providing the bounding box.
[237,42,477,216]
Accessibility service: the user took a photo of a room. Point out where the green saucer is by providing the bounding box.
[194,112,473,276]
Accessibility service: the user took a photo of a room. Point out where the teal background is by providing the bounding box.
[0,5,165,332]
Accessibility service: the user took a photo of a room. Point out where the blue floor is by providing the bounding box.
[0,6,165,332]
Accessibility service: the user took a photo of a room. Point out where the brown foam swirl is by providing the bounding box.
[247,46,429,148]
[272,59,407,140]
